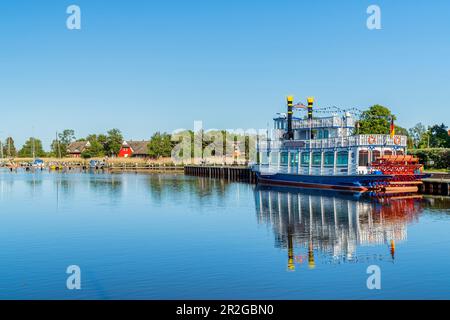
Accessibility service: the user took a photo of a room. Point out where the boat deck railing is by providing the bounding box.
[292,116,355,129]
[258,134,407,151]
[255,164,359,176]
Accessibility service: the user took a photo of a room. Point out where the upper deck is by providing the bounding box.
[259,134,408,151]
[274,115,356,130]
[293,115,355,129]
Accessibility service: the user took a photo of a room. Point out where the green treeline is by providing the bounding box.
[0,129,256,161]
[1,104,449,170]
[358,105,449,170]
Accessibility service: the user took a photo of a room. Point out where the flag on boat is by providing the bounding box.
[390,117,395,138]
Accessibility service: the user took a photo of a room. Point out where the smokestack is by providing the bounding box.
[307,97,314,120]
[307,97,314,139]
[287,96,294,140]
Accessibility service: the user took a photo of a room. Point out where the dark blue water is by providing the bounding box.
[0,169,449,299]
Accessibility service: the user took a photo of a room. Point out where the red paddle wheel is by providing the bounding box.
[369,155,425,195]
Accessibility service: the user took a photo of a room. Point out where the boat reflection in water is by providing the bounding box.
[254,186,423,271]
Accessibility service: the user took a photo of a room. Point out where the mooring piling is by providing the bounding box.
[184,165,257,184]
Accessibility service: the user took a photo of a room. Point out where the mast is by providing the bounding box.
[32,126,35,160]
[32,137,35,160]
[56,132,61,159]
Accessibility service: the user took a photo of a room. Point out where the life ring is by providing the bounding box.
[368,136,376,145]
[394,136,401,145]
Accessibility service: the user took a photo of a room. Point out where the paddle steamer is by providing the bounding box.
[253,97,428,195]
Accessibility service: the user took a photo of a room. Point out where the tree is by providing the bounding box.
[105,129,123,156]
[148,132,173,159]
[2,137,17,157]
[59,129,76,146]
[428,124,450,148]
[81,149,95,159]
[409,123,427,149]
[18,137,46,158]
[85,134,106,157]
[50,129,76,158]
[358,105,396,135]
[97,134,108,148]
[409,149,450,170]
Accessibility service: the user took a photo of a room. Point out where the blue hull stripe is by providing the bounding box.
[256,172,392,186]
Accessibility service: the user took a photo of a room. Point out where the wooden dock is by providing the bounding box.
[184,165,257,184]
[185,166,450,195]
[421,173,450,196]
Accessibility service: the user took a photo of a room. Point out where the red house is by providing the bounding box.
[118,141,150,158]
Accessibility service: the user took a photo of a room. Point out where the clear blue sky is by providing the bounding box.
[0,0,449,149]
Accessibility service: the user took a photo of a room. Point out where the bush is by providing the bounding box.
[81,150,93,159]
[408,148,450,170]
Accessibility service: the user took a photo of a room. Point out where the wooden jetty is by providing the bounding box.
[184,165,257,184]
[421,173,450,196]
[1,160,184,174]
[108,166,183,174]
[185,166,450,195]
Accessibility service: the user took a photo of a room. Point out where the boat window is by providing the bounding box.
[337,151,348,166]
[260,152,269,165]
[290,152,299,168]
[384,150,393,156]
[397,150,404,155]
[312,152,322,166]
[301,153,310,165]
[323,130,329,139]
[372,150,381,162]
[270,152,279,165]
[359,150,369,166]
[299,130,309,140]
[280,152,289,166]
[324,152,334,166]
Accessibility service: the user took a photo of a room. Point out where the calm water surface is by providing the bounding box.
[0,169,449,299]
